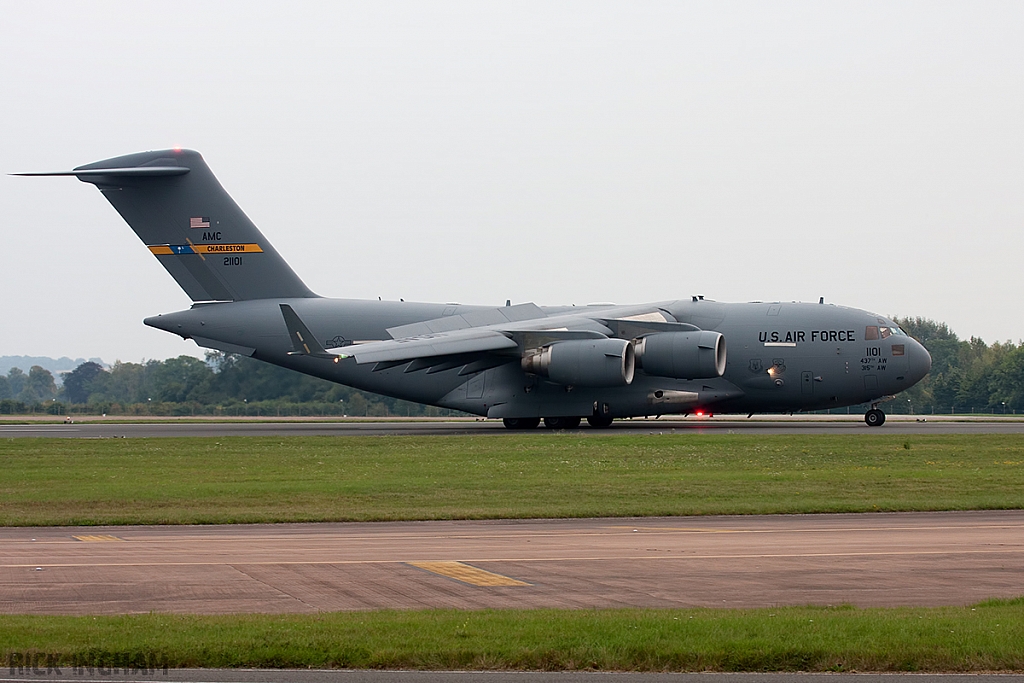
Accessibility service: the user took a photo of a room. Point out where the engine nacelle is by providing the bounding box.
[634,331,726,379]
[522,338,635,387]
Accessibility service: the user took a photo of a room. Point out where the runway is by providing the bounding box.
[3,510,1022,615]
[2,416,1023,438]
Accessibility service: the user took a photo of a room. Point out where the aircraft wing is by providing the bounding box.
[385,302,547,338]
[281,303,699,369]
[597,318,700,338]
[336,328,519,364]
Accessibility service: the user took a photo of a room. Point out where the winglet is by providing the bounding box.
[280,304,337,360]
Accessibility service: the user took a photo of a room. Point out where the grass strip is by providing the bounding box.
[2,434,1023,525]
[3,600,1024,671]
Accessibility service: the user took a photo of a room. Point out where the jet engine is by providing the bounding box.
[522,338,635,387]
[634,331,726,379]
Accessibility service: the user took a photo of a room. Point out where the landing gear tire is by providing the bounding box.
[503,417,541,430]
[587,415,614,428]
[543,416,582,430]
[864,409,886,427]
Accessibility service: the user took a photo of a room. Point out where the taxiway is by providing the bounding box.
[3,511,1022,615]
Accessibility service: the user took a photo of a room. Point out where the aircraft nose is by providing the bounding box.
[907,338,932,384]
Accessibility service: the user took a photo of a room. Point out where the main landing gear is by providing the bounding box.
[502,416,608,429]
[864,407,886,427]
[543,416,582,430]
[502,417,540,430]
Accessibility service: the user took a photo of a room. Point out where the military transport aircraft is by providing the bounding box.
[19,149,930,428]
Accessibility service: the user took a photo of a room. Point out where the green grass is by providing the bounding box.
[4,601,1024,671]
[1,434,1023,525]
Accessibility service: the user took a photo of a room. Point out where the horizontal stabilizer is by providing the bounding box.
[13,167,190,178]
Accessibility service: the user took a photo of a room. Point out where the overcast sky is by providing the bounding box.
[1,1,1022,364]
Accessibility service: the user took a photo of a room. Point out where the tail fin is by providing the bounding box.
[31,149,316,302]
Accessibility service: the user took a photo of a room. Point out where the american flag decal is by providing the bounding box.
[190,216,211,229]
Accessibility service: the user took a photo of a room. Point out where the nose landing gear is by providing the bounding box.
[865,407,886,427]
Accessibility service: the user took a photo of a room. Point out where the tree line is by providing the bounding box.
[0,352,456,417]
[893,317,1022,415]
[1,317,1022,416]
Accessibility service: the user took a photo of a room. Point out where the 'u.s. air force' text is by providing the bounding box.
[759,330,857,343]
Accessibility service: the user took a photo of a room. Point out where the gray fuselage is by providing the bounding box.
[146,296,931,419]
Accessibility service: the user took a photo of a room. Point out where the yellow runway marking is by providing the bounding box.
[71,535,123,542]
[408,561,530,586]
[609,526,742,533]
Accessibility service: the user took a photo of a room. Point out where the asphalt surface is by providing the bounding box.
[3,510,1022,615]
[2,416,1024,438]
[5,672,1024,683]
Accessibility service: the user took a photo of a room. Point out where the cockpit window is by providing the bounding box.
[869,321,908,339]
